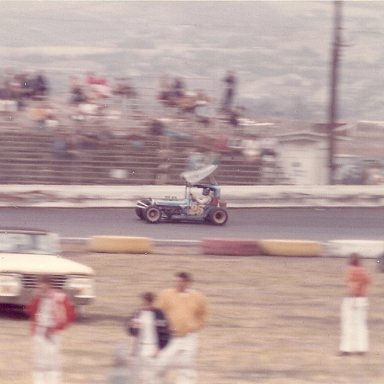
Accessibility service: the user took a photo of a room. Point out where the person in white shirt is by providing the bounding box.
[127,292,170,384]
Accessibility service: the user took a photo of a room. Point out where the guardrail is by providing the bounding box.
[62,237,384,259]
[1,184,384,208]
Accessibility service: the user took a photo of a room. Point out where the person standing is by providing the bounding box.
[127,292,170,384]
[221,70,237,111]
[105,345,132,384]
[26,275,75,384]
[339,253,371,355]
[155,272,208,384]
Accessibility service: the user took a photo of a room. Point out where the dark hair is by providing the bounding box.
[141,291,155,303]
[176,272,192,282]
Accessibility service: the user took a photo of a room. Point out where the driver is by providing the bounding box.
[192,187,212,205]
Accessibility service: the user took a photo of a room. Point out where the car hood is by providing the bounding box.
[0,253,94,275]
[153,198,189,206]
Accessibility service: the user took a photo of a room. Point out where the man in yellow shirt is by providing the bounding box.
[155,272,208,384]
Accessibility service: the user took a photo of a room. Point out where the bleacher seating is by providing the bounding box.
[0,129,268,185]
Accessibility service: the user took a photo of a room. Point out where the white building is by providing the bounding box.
[276,132,329,185]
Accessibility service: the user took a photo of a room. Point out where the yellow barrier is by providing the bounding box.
[259,239,323,257]
[88,236,153,254]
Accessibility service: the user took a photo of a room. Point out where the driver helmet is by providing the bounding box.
[202,188,210,196]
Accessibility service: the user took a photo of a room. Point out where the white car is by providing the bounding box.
[0,228,95,308]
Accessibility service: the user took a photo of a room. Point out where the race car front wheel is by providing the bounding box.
[136,199,151,220]
[145,206,162,224]
[208,207,228,225]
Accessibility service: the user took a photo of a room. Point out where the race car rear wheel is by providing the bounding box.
[145,206,162,224]
[208,207,228,225]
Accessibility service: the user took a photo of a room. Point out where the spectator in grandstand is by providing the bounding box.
[69,76,88,104]
[33,71,49,99]
[149,118,166,136]
[86,72,111,99]
[2,70,51,107]
[194,90,214,126]
[221,70,237,111]
[112,77,137,103]
[32,103,58,130]
[52,129,77,159]
[241,135,260,163]
[158,74,173,104]
[32,103,48,130]
[227,106,244,127]
[172,77,185,99]
[19,71,35,99]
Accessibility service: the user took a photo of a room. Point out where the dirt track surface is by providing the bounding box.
[1,247,384,384]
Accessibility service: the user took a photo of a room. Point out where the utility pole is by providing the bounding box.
[328,0,343,185]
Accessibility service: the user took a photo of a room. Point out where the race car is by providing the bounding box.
[135,165,228,225]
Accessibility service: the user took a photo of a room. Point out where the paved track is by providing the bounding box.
[1,207,384,241]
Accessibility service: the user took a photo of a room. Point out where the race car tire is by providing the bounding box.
[136,199,151,220]
[208,207,228,225]
[145,206,162,224]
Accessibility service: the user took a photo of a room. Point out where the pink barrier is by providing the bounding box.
[202,238,262,256]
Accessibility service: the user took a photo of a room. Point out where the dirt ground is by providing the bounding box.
[1,246,384,384]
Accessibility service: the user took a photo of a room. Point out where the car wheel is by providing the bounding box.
[208,207,228,225]
[136,199,151,220]
[145,206,162,224]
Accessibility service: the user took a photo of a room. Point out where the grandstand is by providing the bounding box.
[1,90,383,187]
[0,124,268,186]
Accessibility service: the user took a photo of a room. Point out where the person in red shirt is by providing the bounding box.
[26,275,75,384]
[339,253,371,355]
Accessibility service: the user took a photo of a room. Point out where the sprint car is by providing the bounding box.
[136,165,228,225]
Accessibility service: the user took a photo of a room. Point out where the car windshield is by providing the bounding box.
[0,232,60,254]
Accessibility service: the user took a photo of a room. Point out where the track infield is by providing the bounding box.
[1,247,384,384]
